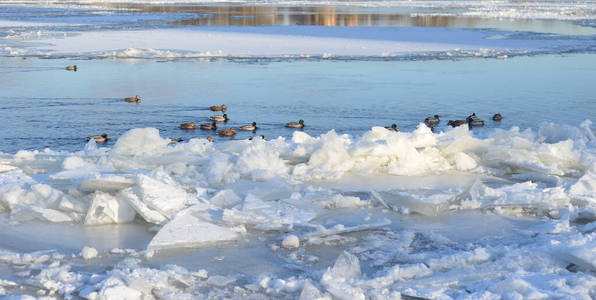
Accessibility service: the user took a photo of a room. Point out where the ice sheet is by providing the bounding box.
[10,26,589,59]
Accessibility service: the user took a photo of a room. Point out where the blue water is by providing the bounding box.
[0,54,594,153]
[0,1,594,153]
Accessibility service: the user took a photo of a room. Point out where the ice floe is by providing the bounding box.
[0,121,594,298]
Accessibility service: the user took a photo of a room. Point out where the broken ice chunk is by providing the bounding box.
[147,205,238,251]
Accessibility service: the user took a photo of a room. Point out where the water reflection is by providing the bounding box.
[102,4,476,27]
[96,3,596,35]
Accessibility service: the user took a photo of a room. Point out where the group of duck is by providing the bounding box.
[86,100,306,144]
[385,113,502,133]
[75,64,504,143]
[178,104,305,141]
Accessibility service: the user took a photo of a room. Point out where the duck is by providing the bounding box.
[207,136,215,142]
[168,138,184,145]
[448,120,466,127]
[200,122,217,130]
[210,104,227,112]
[492,113,503,121]
[65,65,77,71]
[385,124,398,131]
[124,95,141,103]
[466,113,479,123]
[286,119,305,128]
[217,128,236,137]
[86,134,109,143]
[179,122,195,129]
[424,115,440,125]
[249,135,267,141]
[239,122,258,131]
[210,114,229,122]
[466,113,485,127]
[469,119,485,127]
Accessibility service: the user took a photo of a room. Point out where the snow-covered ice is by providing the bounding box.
[0,121,594,298]
[2,26,592,59]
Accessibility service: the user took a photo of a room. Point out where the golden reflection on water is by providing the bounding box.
[100,4,475,27]
[88,3,596,35]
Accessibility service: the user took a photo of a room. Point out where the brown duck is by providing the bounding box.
[179,122,196,129]
[210,104,227,112]
[124,95,140,103]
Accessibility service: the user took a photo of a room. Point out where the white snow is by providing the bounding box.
[80,246,98,260]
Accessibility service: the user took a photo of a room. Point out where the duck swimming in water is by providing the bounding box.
[385,124,398,131]
[65,65,77,71]
[210,104,227,112]
[425,115,440,125]
[207,136,215,142]
[210,114,229,122]
[493,113,503,121]
[286,119,305,128]
[200,122,217,130]
[466,113,485,127]
[124,95,140,103]
[239,122,258,131]
[448,120,466,127]
[86,134,109,143]
[179,122,195,129]
[217,128,236,137]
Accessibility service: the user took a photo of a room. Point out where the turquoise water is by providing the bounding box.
[0,54,594,153]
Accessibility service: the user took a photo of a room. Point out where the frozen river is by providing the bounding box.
[0,1,595,299]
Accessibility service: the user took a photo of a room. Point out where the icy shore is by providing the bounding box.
[0,122,595,298]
